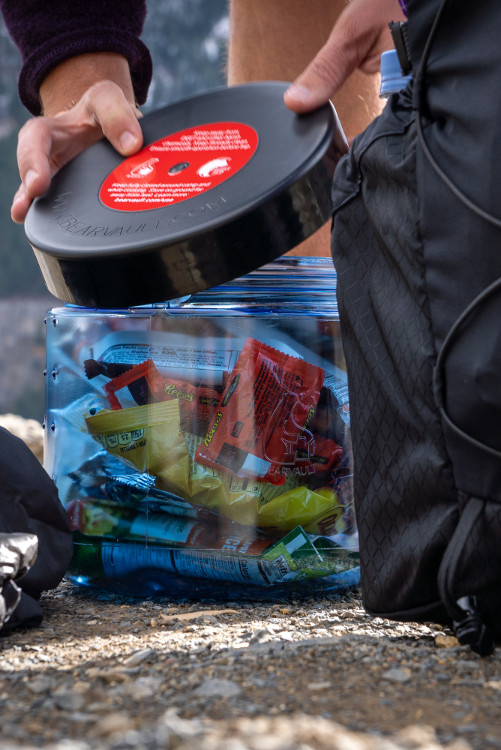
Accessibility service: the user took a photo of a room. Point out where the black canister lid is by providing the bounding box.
[25,82,347,308]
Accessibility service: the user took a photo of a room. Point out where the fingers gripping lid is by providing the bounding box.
[25,82,347,308]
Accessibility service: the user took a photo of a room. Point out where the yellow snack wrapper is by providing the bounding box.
[85,403,262,521]
[85,401,194,499]
[184,432,283,526]
[85,405,344,535]
[257,486,345,535]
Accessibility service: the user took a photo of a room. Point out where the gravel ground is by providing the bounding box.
[1,579,501,750]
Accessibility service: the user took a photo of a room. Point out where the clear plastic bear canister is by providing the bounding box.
[44,256,359,600]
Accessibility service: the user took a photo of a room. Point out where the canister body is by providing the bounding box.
[44,257,359,599]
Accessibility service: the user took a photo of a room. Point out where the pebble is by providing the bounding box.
[54,691,88,712]
[435,633,461,649]
[194,678,243,699]
[248,629,272,645]
[381,668,412,684]
[122,648,157,666]
[92,712,135,738]
[26,676,53,694]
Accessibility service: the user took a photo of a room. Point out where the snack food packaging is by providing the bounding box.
[44,257,359,599]
[193,337,335,485]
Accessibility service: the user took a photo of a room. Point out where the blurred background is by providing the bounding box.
[0,0,229,423]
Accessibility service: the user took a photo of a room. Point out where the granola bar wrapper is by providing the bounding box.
[256,486,346,536]
[84,401,197,500]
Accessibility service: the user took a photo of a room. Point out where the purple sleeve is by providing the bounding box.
[0,0,152,114]
[398,0,408,16]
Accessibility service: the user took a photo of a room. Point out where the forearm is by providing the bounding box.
[39,53,136,116]
[228,0,383,137]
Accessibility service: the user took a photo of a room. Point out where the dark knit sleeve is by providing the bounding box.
[0,0,153,114]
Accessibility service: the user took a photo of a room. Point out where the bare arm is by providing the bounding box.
[227,0,404,257]
[228,0,405,136]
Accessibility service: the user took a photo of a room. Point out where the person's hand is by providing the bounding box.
[284,0,405,113]
[12,80,143,223]
[12,50,145,225]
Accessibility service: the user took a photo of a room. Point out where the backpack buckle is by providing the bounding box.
[453,596,495,656]
[389,21,412,76]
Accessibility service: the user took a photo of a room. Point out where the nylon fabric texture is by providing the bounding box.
[330,0,501,652]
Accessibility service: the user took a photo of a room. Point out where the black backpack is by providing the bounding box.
[331,0,501,654]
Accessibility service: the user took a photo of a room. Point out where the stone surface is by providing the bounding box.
[1,579,500,749]
[0,413,44,462]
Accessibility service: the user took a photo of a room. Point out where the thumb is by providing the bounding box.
[81,80,144,156]
[284,10,362,114]
[284,40,355,114]
[284,3,384,113]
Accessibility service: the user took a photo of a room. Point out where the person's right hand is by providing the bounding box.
[12,79,143,224]
[284,0,405,114]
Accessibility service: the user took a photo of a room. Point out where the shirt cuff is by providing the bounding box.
[18,30,152,114]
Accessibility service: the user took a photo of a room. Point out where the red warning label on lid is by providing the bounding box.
[99,121,259,211]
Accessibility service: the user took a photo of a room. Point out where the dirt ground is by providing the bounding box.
[1,579,501,749]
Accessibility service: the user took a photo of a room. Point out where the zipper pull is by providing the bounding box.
[453,596,495,656]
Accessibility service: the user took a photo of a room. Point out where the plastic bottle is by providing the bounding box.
[380,49,412,98]
[69,499,274,555]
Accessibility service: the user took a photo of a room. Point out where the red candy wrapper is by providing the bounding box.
[103,359,221,435]
[195,338,340,485]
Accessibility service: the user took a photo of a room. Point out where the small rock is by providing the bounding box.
[193,678,243,699]
[123,648,157,666]
[122,676,164,699]
[0,414,44,462]
[485,680,501,691]
[54,690,87,712]
[307,681,332,691]
[249,629,272,645]
[85,667,133,683]
[159,708,205,741]
[394,724,444,746]
[381,667,412,683]
[435,633,460,649]
[26,676,53,695]
[92,712,135,738]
